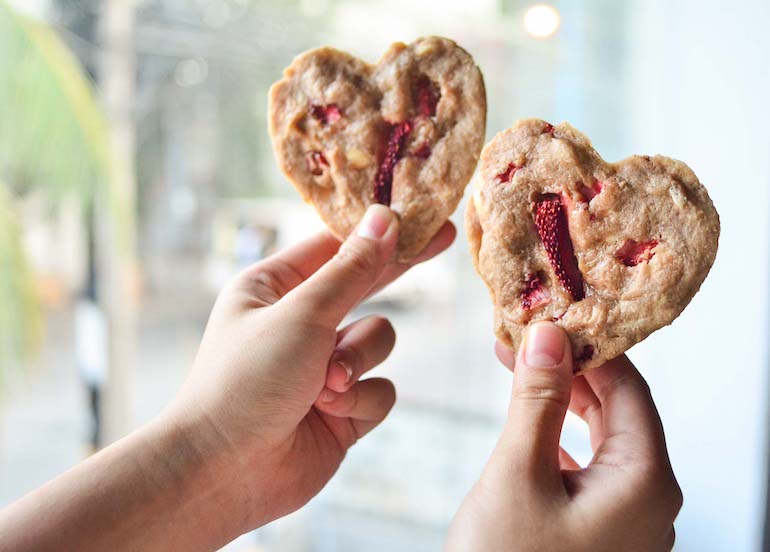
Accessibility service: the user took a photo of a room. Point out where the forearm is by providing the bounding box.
[0,410,252,551]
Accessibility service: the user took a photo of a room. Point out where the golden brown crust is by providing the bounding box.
[269,36,487,261]
[467,119,720,372]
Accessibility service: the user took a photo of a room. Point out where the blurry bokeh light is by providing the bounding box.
[523,4,560,38]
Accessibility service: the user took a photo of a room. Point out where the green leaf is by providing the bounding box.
[0,2,129,381]
[0,183,42,386]
[0,1,112,203]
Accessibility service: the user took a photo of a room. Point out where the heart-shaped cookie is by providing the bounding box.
[269,36,486,261]
[467,119,720,372]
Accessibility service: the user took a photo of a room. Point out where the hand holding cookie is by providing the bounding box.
[447,322,682,551]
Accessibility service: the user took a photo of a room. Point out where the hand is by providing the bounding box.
[0,204,456,552]
[447,322,682,552]
[166,204,456,534]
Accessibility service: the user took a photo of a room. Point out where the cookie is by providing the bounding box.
[467,119,720,372]
[269,36,486,261]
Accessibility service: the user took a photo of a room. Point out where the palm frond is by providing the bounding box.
[0,184,42,386]
[0,2,130,380]
[0,0,110,202]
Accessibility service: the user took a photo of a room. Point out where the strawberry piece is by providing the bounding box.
[576,344,594,362]
[374,121,413,205]
[496,163,521,183]
[306,151,329,175]
[533,194,585,301]
[615,239,658,267]
[413,142,432,159]
[415,76,440,117]
[521,274,551,310]
[542,123,555,134]
[578,180,603,203]
[310,103,342,125]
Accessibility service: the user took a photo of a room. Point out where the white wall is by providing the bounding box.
[627,1,770,550]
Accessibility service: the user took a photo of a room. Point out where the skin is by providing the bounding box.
[0,204,682,551]
[447,323,683,551]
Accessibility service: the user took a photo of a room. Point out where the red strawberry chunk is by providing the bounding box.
[578,180,603,203]
[374,121,413,205]
[306,151,329,175]
[576,344,594,362]
[413,142,432,159]
[310,103,342,125]
[415,76,440,118]
[615,239,658,267]
[542,123,555,134]
[533,194,585,301]
[521,274,551,310]
[496,163,521,183]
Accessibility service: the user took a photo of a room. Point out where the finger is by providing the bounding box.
[366,221,456,298]
[315,378,396,438]
[326,316,396,392]
[281,205,398,328]
[559,447,581,471]
[568,375,605,451]
[232,231,340,301]
[495,339,516,371]
[498,322,573,487]
[583,355,667,460]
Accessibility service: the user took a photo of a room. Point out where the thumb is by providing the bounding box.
[283,204,398,328]
[499,322,573,481]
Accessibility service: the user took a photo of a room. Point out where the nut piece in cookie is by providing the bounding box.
[269,36,487,261]
[467,119,720,372]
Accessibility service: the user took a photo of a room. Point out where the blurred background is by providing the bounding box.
[0,0,766,550]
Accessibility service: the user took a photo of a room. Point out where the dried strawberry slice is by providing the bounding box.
[533,194,585,301]
[521,274,551,310]
[615,239,658,267]
[412,142,432,159]
[496,163,521,183]
[306,151,328,176]
[578,180,603,203]
[310,103,342,125]
[415,76,440,118]
[576,344,594,362]
[374,121,413,205]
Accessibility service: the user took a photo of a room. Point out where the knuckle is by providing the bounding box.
[669,479,684,513]
[226,266,279,307]
[370,314,394,332]
[638,462,683,514]
[369,315,396,342]
[575,396,602,423]
[336,240,380,278]
[603,373,650,399]
[513,377,570,409]
[658,527,676,552]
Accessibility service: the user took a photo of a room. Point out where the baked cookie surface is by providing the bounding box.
[269,36,486,261]
[467,119,720,372]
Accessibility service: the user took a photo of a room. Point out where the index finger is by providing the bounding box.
[233,231,341,301]
[583,355,667,459]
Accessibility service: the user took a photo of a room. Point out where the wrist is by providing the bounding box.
[145,404,266,544]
